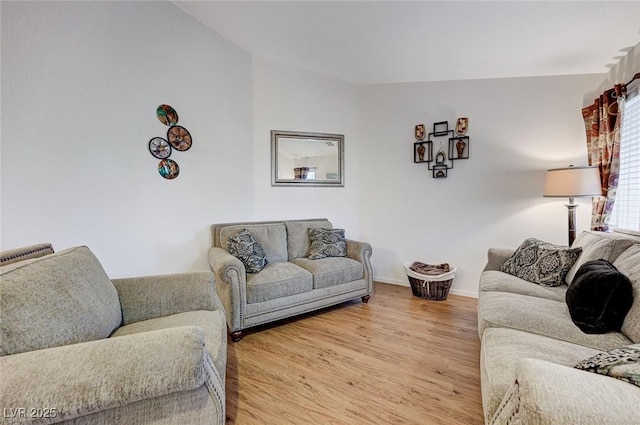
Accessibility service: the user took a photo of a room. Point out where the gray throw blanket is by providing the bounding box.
[410,262,451,276]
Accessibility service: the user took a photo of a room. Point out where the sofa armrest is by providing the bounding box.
[483,248,515,272]
[490,358,640,425]
[0,327,213,425]
[208,247,247,333]
[112,272,221,325]
[346,239,374,292]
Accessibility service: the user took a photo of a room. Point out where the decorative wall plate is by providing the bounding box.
[157,104,179,126]
[415,124,425,141]
[167,125,192,151]
[455,117,469,135]
[148,137,172,159]
[158,158,179,179]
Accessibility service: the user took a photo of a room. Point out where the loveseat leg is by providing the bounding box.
[362,295,370,303]
[230,330,243,342]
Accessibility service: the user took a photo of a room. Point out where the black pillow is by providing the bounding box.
[566,259,633,334]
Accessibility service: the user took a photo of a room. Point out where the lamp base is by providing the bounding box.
[565,197,578,246]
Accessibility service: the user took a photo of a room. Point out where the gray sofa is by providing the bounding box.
[208,218,373,341]
[478,230,640,424]
[0,244,227,425]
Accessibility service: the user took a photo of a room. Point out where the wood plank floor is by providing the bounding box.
[225,282,484,425]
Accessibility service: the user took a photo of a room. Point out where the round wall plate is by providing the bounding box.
[158,158,179,179]
[148,137,172,159]
[167,125,192,151]
[157,104,179,126]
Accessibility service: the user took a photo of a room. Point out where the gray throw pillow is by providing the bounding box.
[574,344,640,387]
[308,228,347,260]
[501,238,582,287]
[227,229,268,274]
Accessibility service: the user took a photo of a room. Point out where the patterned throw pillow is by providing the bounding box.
[227,229,268,274]
[574,344,640,387]
[501,238,582,287]
[308,228,347,260]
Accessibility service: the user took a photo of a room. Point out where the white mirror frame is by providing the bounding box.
[271,130,344,187]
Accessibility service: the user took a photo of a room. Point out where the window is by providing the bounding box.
[609,84,640,231]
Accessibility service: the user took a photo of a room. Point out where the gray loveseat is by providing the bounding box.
[478,230,640,424]
[0,244,227,425]
[208,218,373,341]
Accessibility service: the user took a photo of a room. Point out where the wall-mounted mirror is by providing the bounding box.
[271,130,344,187]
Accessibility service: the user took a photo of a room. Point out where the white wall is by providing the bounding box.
[1,1,622,298]
[1,1,254,277]
[251,57,363,236]
[591,41,640,100]
[358,74,604,296]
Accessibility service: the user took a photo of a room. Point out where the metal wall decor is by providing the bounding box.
[413,118,470,178]
[148,104,193,179]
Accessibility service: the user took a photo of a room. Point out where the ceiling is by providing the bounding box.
[174,1,640,85]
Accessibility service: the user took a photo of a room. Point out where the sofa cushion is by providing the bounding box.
[285,219,332,259]
[480,328,600,423]
[246,262,313,304]
[219,223,288,263]
[480,327,600,423]
[478,291,632,351]
[291,257,363,289]
[501,238,581,287]
[615,244,640,343]
[479,270,567,301]
[0,326,211,423]
[244,279,367,319]
[566,260,633,334]
[0,246,122,356]
[112,310,227,379]
[565,230,637,284]
[308,228,347,260]
[574,343,640,387]
[227,229,268,274]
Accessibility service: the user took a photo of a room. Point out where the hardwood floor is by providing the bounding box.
[225,282,484,425]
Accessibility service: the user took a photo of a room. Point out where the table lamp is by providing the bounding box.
[543,165,602,245]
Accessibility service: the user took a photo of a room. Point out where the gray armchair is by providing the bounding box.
[0,245,226,425]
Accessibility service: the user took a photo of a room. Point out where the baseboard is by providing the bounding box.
[374,276,479,299]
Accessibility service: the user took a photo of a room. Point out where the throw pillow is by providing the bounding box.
[501,238,582,286]
[227,229,268,274]
[574,344,640,387]
[566,259,633,334]
[308,228,347,260]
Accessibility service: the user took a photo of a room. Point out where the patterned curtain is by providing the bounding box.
[581,84,625,231]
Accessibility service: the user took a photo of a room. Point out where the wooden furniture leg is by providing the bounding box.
[230,330,243,342]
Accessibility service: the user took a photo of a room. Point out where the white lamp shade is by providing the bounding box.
[543,166,603,198]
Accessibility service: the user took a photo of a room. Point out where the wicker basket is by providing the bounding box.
[402,261,457,301]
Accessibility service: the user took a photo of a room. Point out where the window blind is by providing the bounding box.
[610,88,640,231]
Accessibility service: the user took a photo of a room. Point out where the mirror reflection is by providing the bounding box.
[271,130,344,187]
